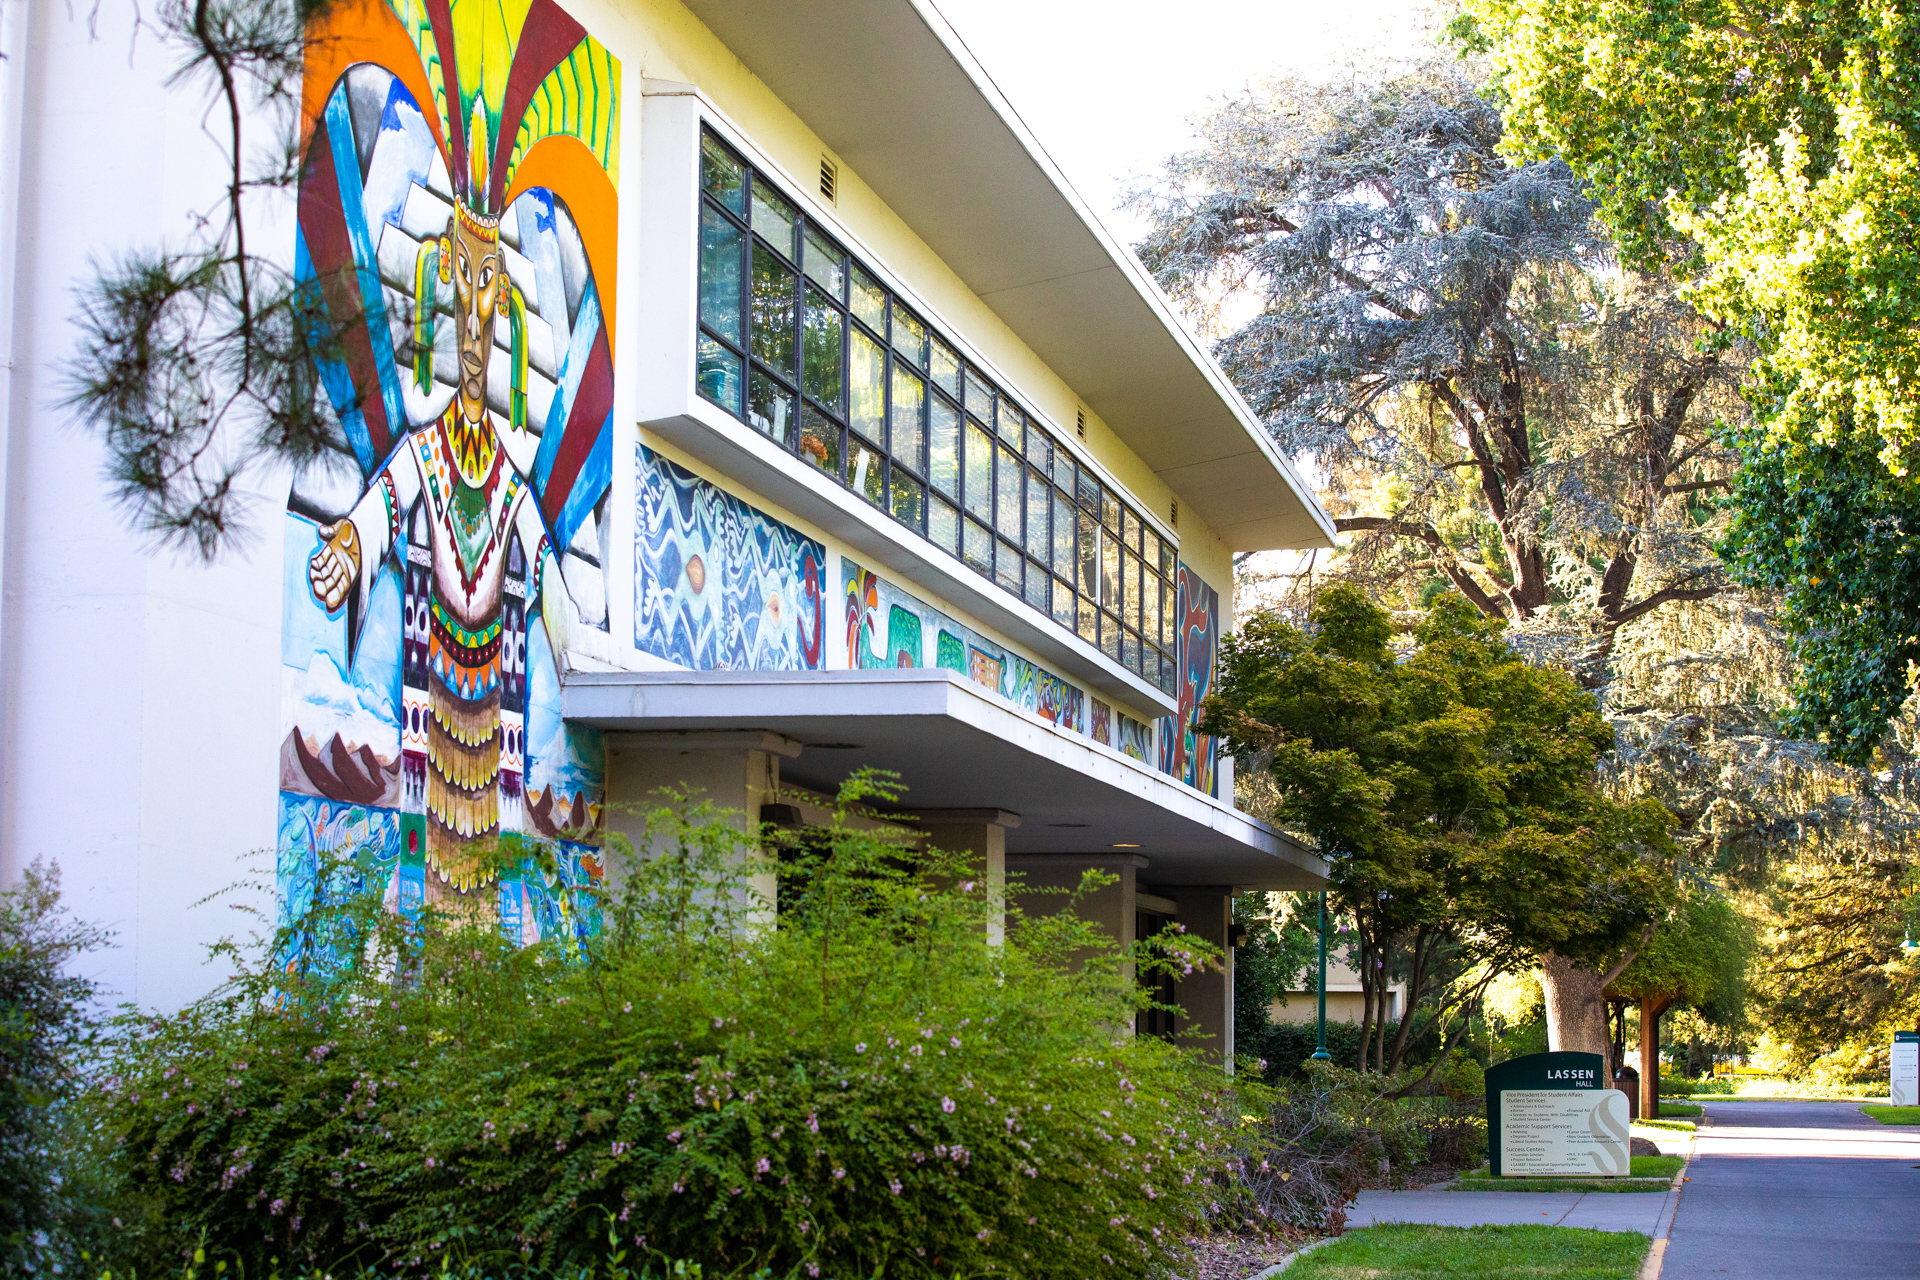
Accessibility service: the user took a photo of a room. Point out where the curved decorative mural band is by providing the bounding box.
[279,0,619,942]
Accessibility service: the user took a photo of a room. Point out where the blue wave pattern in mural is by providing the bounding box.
[635,446,826,670]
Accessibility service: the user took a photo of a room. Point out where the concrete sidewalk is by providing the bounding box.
[1346,1185,1679,1236]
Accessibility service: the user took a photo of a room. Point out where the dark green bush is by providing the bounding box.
[83,780,1233,1279]
[1244,1020,1364,1076]
[1,860,108,1275]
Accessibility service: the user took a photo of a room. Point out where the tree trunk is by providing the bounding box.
[1540,953,1613,1057]
[1639,997,1672,1121]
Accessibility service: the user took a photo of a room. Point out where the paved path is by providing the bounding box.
[1661,1099,1920,1280]
[1347,1185,1678,1234]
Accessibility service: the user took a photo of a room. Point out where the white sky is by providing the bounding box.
[933,0,1443,245]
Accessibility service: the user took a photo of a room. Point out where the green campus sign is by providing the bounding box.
[1485,1051,1631,1177]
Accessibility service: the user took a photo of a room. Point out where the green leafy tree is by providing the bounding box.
[1204,585,1676,1079]
[1232,893,1318,1059]
[1605,890,1751,1117]
[1461,0,1920,763]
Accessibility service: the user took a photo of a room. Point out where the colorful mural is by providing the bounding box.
[1116,713,1151,764]
[281,0,618,930]
[1090,698,1112,747]
[1157,563,1222,797]
[843,557,1086,733]
[635,447,826,670]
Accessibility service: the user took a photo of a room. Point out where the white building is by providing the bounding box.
[0,0,1332,1056]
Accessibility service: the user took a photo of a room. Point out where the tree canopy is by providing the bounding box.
[1461,0,1920,762]
[1204,585,1676,1073]
[1132,64,1744,681]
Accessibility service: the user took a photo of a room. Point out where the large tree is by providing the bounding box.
[1134,64,1733,1054]
[1132,64,1745,685]
[1204,585,1676,1075]
[1605,889,1750,1117]
[1459,0,1920,764]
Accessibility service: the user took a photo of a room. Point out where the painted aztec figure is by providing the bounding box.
[281,0,619,927]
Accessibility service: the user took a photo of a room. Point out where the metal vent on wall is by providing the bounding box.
[819,155,837,203]
[1076,408,1086,439]
[1170,498,1179,529]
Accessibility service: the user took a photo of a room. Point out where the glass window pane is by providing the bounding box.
[1028,429,1052,474]
[801,290,843,413]
[1122,631,1141,674]
[996,541,1022,594]
[930,338,960,396]
[1077,594,1098,643]
[849,328,885,442]
[930,497,960,554]
[929,396,960,497]
[890,366,925,472]
[1123,508,1142,553]
[1101,530,1120,608]
[1161,580,1175,648]
[1160,653,1177,695]
[1053,444,1075,492]
[696,334,742,414]
[1077,469,1101,513]
[1124,549,1143,630]
[1052,577,1075,629]
[892,471,925,530]
[751,176,794,257]
[1146,569,1162,645]
[799,402,841,477]
[849,435,885,506]
[964,419,993,522]
[996,398,1023,445]
[1161,541,1176,577]
[1078,509,1099,598]
[1024,559,1049,612]
[963,519,993,575]
[892,309,926,367]
[1144,529,1161,575]
[1101,615,1121,663]
[698,206,743,344]
[1052,491,1075,578]
[1024,467,1049,556]
[748,368,792,445]
[803,227,845,298]
[1102,489,1121,532]
[994,442,1022,540]
[700,133,744,214]
[964,367,993,421]
[750,242,796,374]
[851,268,886,331]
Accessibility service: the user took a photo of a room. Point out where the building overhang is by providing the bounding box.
[563,667,1327,890]
[680,0,1336,553]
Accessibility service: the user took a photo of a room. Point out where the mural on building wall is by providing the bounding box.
[1158,563,1221,797]
[1116,713,1151,764]
[1089,698,1112,747]
[635,447,826,670]
[280,0,620,934]
[843,558,1086,733]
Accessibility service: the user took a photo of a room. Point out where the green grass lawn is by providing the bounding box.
[1861,1104,1920,1125]
[1289,1224,1649,1278]
[1649,1101,1702,1117]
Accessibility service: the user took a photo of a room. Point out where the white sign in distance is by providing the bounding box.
[1891,1037,1919,1107]
[1498,1089,1632,1176]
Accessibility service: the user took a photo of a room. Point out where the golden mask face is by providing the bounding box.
[452,208,503,432]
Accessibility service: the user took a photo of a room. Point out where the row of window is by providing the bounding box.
[694,129,1180,694]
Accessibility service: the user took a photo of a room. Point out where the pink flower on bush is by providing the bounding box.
[755,1157,771,1174]
[942,1096,956,1113]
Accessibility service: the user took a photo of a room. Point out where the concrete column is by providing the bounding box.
[1169,887,1235,1069]
[906,808,1018,945]
[1005,853,1145,981]
[602,730,800,913]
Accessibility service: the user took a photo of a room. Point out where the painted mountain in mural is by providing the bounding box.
[527,786,602,842]
[279,729,403,808]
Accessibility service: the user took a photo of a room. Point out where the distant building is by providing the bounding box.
[0,0,1334,1058]
[1271,957,1407,1027]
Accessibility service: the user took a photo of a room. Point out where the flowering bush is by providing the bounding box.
[81,777,1230,1278]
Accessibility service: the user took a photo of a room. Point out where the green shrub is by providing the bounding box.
[1,860,108,1275]
[82,779,1232,1279]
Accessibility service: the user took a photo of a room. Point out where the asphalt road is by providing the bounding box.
[1662,1098,1920,1279]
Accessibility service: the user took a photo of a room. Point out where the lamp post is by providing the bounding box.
[1311,889,1331,1060]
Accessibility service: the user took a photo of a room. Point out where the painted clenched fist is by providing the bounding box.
[307,520,362,611]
